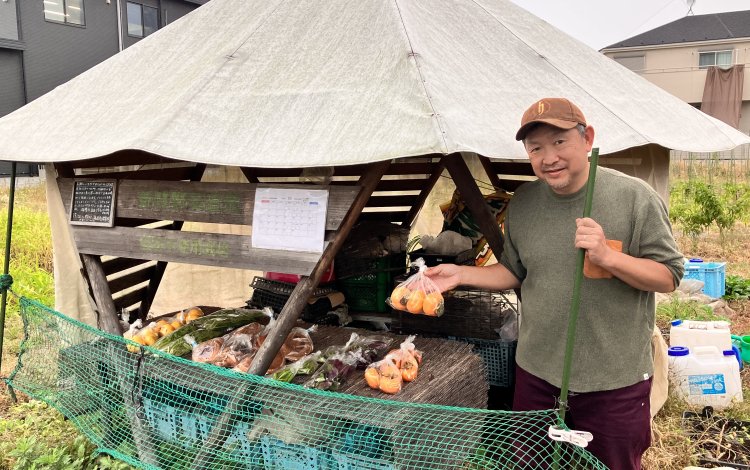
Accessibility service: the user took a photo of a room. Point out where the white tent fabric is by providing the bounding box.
[0,0,748,166]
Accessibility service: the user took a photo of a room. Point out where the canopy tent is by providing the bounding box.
[0,0,748,166]
[0,1,730,467]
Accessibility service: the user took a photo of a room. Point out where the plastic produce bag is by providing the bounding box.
[388,258,444,316]
[270,351,323,382]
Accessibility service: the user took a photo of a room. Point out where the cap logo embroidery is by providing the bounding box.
[537,100,547,116]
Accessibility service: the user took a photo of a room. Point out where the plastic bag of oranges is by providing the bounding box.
[387,258,444,316]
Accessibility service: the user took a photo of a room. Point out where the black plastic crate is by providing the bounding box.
[408,248,474,267]
[392,287,517,340]
[248,276,339,323]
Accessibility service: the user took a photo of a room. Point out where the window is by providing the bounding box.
[699,50,733,69]
[613,55,645,73]
[127,2,159,38]
[0,0,20,40]
[43,0,85,26]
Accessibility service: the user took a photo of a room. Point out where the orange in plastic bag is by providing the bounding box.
[386,258,444,316]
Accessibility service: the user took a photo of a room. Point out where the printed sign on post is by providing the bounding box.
[252,187,329,253]
[69,180,117,227]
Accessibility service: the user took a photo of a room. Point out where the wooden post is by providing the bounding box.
[190,160,391,469]
[81,254,123,335]
[443,154,505,259]
[249,160,391,372]
[478,155,504,191]
[402,157,445,228]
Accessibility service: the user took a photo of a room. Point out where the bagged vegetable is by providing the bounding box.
[271,351,323,382]
[385,335,423,382]
[304,351,361,391]
[364,356,402,394]
[388,258,444,316]
[283,325,317,362]
[365,336,423,393]
[152,307,269,357]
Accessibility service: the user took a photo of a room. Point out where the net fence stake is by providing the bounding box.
[1,162,17,402]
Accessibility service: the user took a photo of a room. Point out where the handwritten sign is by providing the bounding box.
[69,180,117,227]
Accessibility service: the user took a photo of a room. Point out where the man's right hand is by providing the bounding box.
[424,264,463,293]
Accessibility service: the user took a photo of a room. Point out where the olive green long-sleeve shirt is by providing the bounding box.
[500,167,684,392]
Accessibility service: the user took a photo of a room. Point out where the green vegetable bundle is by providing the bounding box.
[151,308,268,357]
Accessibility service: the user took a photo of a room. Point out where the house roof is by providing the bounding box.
[604,10,750,49]
[0,0,747,167]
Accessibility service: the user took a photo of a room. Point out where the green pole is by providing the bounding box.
[557,148,599,423]
[0,162,17,388]
[551,148,599,469]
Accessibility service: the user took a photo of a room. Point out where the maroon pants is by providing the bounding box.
[513,366,652,470]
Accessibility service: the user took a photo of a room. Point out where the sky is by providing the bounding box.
[508,0,750,50]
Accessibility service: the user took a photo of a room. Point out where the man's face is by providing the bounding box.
[522,124,595,195]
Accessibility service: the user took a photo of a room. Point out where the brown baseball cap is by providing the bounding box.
[515,98,587,141]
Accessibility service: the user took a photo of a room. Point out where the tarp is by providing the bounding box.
[0,0,748,166]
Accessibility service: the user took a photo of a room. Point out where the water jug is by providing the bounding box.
[668,345,743,410]
[669,319,732,351]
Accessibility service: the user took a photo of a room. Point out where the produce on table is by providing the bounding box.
[283,326,316,362]
[298,333,393,391]
[124,306,206,353]
[150,307,269,357]
[365,335,423,392]
[271,352,323,382]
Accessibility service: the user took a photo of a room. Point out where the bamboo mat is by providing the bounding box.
[303,325,488,409]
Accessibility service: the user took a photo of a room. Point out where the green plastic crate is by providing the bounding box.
[337,254,405,313]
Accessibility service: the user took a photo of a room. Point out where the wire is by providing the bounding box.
[619,0,683,42]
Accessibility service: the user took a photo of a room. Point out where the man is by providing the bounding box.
[426,98,684,470]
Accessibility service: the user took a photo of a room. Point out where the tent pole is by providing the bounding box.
[1,162,17,401]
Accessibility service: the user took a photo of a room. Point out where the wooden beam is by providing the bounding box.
[113,286,148,312]
[67,150,180,169]
[239,167,259,183]
[80,254,122,335]
[190,160,392,469]
[74,166,197,181]
[489,161,535,176]
[365,195,420,208]
[102,257,151,276]
[107,265,155,294]
[478,155,503,190]
[336,179,427,192]
[402,159,446,227]
[359,211,409,223]
[59,179,358,230]
[443,154,505,260]
[73,225,326,275]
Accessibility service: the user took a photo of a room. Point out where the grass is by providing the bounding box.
[1,164,750,469]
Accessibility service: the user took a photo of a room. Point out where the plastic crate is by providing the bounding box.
[684,260,726,298]
[141,379,263,463]
[453,338,517,387]
[261,436,334,470]
[393,288,517,340]
[249,277,338,322]
[336,254,405,313]
[408,248,474,267]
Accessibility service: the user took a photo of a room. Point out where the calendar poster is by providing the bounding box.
[252,187,329,253]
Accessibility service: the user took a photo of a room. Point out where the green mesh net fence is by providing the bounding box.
[7,297,608,470]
